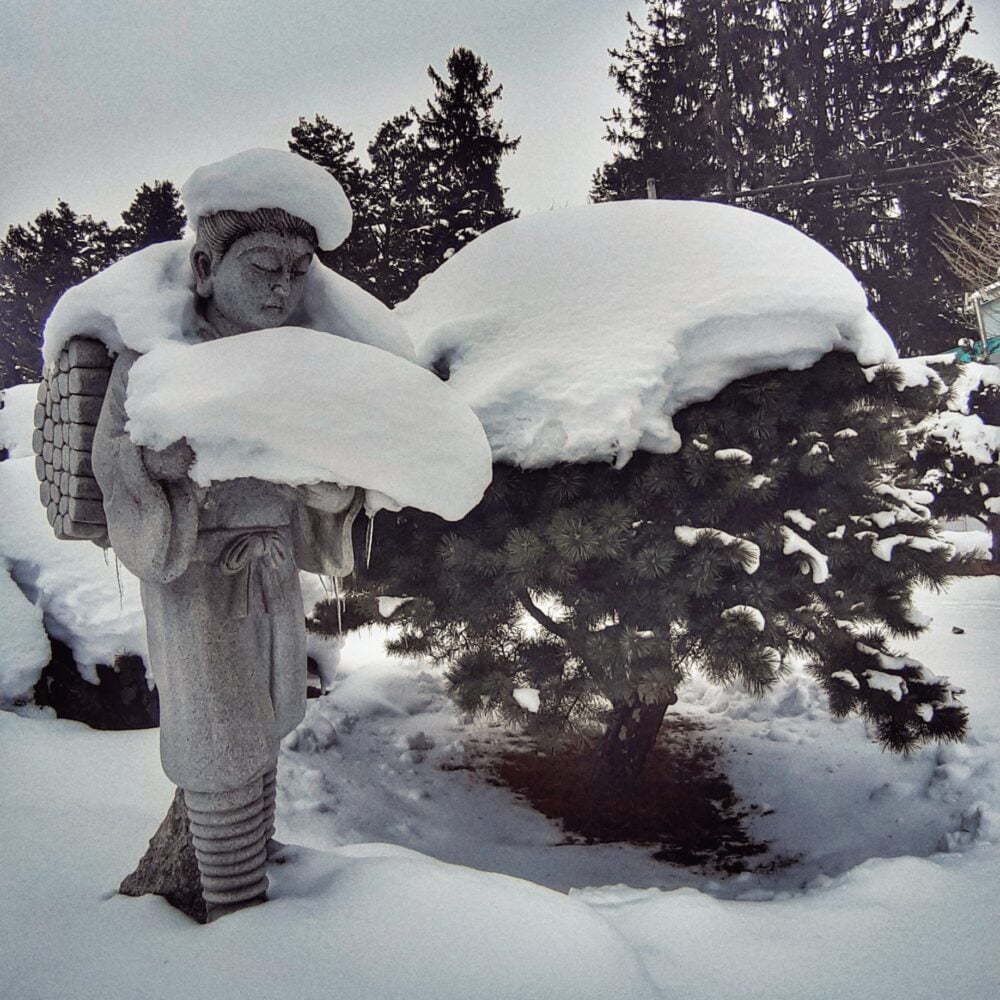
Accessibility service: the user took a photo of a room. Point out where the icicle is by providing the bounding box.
[114,554,124,609]
[365,513,376,569]
[333,575,342,634]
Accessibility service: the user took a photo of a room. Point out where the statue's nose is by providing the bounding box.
[270,276,290,298]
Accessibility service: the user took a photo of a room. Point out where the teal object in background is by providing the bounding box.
[951,334,1000,363]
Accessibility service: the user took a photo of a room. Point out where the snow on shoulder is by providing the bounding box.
[125,328,491,521]
[181,147,352,252]
[42,240,414,365]
[397,200,897,469]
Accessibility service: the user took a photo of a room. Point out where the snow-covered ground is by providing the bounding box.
[3,577,998,1000]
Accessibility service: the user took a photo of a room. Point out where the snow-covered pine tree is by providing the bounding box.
[414,48,520,271]
[592,0,778,202]
[903,356,1000,562]
[118,180,186,255]
[288,115,378,290]
[770,0,993,355]
[366,113,431,305]
[594,0,1000,354]
[366,353,967,805]
[1,202,123,385]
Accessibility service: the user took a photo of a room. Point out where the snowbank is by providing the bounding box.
[126,327,491,520]
[396,200,896,468]
[0,711,657,1000]
[0,455,146,698]
[0,382,37,458]
[42,239,414,365]
[3,578,1000,1000]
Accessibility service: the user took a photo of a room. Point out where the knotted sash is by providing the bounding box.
[219,528,289,618]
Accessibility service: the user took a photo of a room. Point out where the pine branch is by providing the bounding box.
[516,588,579,647]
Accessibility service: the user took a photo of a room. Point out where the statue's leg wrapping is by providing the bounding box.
[184,777,269,909]
[263,765,277,844]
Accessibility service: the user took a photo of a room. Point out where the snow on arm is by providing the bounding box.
[42,240,414,366]
[124,328,491,522]
[780,526,830,583]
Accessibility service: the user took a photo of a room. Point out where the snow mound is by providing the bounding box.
[125,327,492,520]
[0,383,38,458]
[396,200,897,469]
[0,456,146,695]
[42,239,414,365]
[181,147,352,251]
[0,566,49,700]
[0,711,657,1000]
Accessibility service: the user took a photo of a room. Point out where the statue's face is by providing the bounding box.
[197,231,315,333]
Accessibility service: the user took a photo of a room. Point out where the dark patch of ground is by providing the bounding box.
[950,559,1000,576]
[478,715,770,872]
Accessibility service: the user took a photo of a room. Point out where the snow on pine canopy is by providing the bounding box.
[125,328,492,521]
[396,200,898,469]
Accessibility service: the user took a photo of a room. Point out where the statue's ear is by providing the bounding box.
[190,247,214,297]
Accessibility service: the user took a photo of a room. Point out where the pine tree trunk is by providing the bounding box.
[119,788,208,924]
[989,512,1000,565]
[591,689,677,801]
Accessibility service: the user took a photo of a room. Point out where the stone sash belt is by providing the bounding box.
[218,529,289,619]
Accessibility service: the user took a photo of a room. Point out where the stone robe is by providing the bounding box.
[92,348,360,793]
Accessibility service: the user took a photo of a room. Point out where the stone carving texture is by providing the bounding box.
[74,154,363,921]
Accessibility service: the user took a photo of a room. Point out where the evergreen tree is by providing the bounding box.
[119,180,186,254]
[288,115,377,289]
[364,354,967,811]
[593,0,778,201]
[594,1,1000,355]
[766,2,991,355]
[0,202,122,386]
[414,48,520,271]
[366,113,431,304]
[904,356,1000,561]
[937,105,1000,293]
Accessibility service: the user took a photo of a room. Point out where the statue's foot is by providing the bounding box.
[205,891,267,923]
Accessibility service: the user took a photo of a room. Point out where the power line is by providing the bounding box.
[701,153,988,203]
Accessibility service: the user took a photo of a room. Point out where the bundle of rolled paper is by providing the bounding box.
[33,337,112,544]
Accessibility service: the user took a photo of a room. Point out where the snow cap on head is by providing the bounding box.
[181,148,352,251]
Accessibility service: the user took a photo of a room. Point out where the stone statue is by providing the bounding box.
[93,203,362,921]
[36,147,489,923]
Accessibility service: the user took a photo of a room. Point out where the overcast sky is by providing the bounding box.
[2,1,998,236]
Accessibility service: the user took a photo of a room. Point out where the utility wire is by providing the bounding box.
[703,153,988,203]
